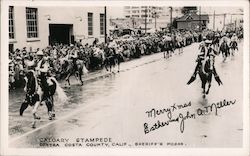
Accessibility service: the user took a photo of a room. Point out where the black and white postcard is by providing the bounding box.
[0,0,249,156]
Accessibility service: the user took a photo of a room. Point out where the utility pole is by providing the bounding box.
[199,6,201,32]
[104,6,107,43]
[223,13,226,29]
[152,11,157,31]
[234,19,237,31]
[213,10,215,30]
[169,7,172,33]
[145,7,147,34]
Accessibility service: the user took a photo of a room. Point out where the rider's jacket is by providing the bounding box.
[36,58,50,74]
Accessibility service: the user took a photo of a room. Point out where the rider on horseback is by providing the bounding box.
[187,40,223,86]
[229,33,238,54]
[68,44,78,72]
[35,50,52,101]
[220,36,230,62]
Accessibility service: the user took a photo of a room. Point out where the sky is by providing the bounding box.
[107,6,243,19]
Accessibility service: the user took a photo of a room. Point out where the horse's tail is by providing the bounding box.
[50,77,68,103]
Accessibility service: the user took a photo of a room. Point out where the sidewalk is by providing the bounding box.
[78,43,200,85]
[75,52,164,84]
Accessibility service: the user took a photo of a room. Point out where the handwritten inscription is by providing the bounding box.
[144,99,236,134]
[145,101,191,119]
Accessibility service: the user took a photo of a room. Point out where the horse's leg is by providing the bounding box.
[200,74,206,97]
[206,82,211,95]
[65,73,71,86]
[206,75,212,94]
[109,64,112,72]
[51,96,55,118]
[117,61,120,73]
[45,98,53,120]
[223,53,226,62]
[104,60,109,71]
[20,101,29,116]
[79,70,84,86]
[32,101,40,128]
[75,72,79,81]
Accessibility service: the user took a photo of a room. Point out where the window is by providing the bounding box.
[100,14,104,35]
[26,7,38,38]
[9,6,15,39]
[88,12,93,36]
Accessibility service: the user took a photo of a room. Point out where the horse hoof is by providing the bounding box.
[32,125,36,129]
[49,117,53,120]
[36,116,41,120]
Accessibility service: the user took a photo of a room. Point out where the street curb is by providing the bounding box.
[79,56,162,85]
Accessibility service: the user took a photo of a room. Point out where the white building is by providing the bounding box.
[9,6,105,52]
[124,6,170,31]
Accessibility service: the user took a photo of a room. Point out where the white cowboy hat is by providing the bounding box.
[205,40,212,44]
[16,56,22,60]
[36,50,44,56]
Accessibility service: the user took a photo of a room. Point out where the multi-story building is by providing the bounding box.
[8,6,105,52]
[123,6,170,31]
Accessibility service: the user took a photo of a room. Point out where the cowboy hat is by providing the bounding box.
[36,50,44,56]
[205,40,212,44]
[16,56,22,60]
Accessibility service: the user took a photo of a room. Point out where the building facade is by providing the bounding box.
[176,13,209,31]
[123,6,170,31]
[8,6,105,52]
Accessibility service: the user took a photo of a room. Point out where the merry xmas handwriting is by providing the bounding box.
[144,99,236,134]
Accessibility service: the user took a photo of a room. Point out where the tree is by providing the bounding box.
[181,7,197,15]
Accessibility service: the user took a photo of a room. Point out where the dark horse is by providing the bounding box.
[104,47,123,73]
[198,55,223,98]
[229,41,238,56]
[20,71,59,128]
[187,54,223,98]
[60,59,84,86]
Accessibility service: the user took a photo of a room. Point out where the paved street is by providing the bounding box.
[9,41,243,148]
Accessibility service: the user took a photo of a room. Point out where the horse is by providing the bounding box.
[219,41,230,62]
[163,41,174,59]
[229,41,238,56]
[104,47,123,73]
[198,55,222,98]
[59,59,84,86]
[19,70,68,128]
